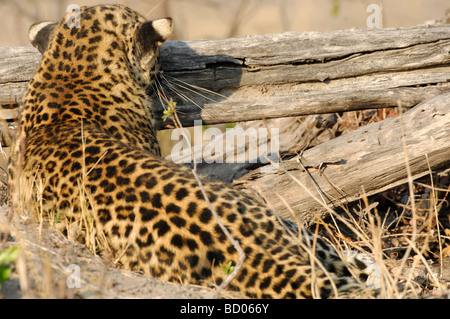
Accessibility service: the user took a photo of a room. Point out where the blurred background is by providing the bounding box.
[0,0,449,46]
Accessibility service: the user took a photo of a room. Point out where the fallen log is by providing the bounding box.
[234,92,450,225]
[1,25,450,129]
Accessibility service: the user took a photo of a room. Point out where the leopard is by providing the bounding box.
[8,4,374,298]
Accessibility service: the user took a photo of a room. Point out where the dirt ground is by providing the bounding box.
[0,204,221,299]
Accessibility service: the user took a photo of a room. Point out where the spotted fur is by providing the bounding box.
[8,5,373,298]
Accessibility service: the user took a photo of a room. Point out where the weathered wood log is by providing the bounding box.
[234,92,450,225]
[167,114,342,183]
[1,25,450,129]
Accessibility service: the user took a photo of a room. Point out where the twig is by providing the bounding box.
[425,153,444,280]
[403,237,446,295]
[391,101,418,295]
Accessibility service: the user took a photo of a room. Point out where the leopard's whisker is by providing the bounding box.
[157,74,216,120]
[159,75,206,110]
[163,74,226,99]
[159,75,195,104]
[162,78,217,104]
[154,77,171,109]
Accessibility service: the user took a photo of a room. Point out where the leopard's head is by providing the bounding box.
[28,4,173,89]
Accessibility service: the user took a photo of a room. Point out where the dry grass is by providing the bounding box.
[276,108,450,298]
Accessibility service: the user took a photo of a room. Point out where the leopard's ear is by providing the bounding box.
[29,21,58,54]
[135,18,173,51]
[150,18,174,44]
